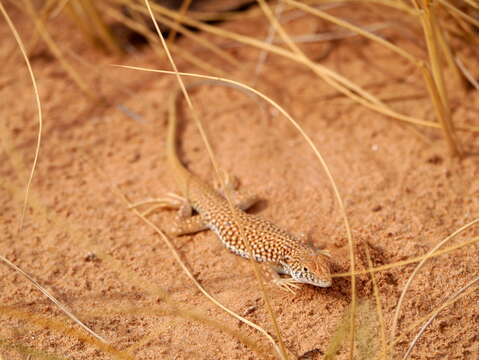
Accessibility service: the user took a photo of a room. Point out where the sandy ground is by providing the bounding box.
[1,3,479,360]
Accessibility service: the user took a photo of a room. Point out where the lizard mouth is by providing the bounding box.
[292,272,332,288]
[305,279,332,288]
[314,279,332,288]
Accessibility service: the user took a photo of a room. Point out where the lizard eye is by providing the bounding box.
[302,267,308,272]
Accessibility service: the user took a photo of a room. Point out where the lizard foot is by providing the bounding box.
[213,170,240,193]
[272,277,301,294]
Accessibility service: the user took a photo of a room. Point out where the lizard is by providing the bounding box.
[148,83,332,292]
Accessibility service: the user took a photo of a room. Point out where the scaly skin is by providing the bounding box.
[165,84,332,291]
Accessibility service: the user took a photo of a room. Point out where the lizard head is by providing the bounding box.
[283,247,332,288]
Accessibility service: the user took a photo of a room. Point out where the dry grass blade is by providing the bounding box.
[49,0,71,18]
[0,306,133,359]
[334,236,479,277]
[439,0,479,28]
[143,1,288,358]
[116,1,384,103]
[390,217,479,355]
[402,276,479,359]
[2,0,54,69]
[255,1,356,357]
[435,23,465,90]
[151,10,241,67]
[76,304,269,357]
[464,0,479,10]
[106,6,229,77]
[1,132,269,358]
[364,246,387,360]
[283,0,417,63]
[63,2,99,47]
[104,6,234,76]
[0,255,108,344]
[324,305,353,359]
[324,300,379,359]
[391,279,479,348]
[257,0,382,111]
[22,0,92,97]
[2,174,269,359]
[0,1,42,231]
[2,114,270,359]
[286,0,464,154]
[455,56,479,89]
[254,1,283,82]
[116,189,279,359]
[84,151,274,357]
[167,0,192,43]
[270,23,391,44]
[124,0,479,133]
[307,0,417,14]
[78,0,123,54]
[118,0,240,67]
[0,337,67,360]
[416,0,461,156]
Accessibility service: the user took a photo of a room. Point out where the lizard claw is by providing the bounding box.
[273,277,301,294]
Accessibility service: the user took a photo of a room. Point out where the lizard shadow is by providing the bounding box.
[321,259,358,301]
[247,198,269,214]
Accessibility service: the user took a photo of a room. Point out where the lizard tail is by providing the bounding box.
[167,86,190,191]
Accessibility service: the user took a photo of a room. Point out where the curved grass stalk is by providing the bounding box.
[167,0,192,43]
[111,1,240,68]
[0,337,67,360]
[22,0,92,97]
[306,0,417,15]
[439,0,479,28]
[75,305,269,357]
[389,279,479,350]
[2,176,269,359]
[333,235,479,278]
[104,6,230,78]
[287,0,461,155]
[0,1,42,232]
[0,255,108,344]
[255,0,357,357]
[390,218,479,356]
[114,63,356,359]
[0,306,132,359]
[402,277,479,359]
[364,246,387,360]
[100,161,278,358]
[142,2,288,357]
[112,2,384,110]
[283,0,417,63]
[119,0,479,133]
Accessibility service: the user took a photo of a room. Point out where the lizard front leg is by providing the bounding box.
[260,264,301,294]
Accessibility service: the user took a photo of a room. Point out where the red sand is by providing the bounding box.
[1,3,479,359]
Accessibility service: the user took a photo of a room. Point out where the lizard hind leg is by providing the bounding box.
[229,190,260,211]
[129,192,193,218]
[213,170,240,193]
[167,214,208,236]
[213,170,260,211]
[129,193,207,236]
